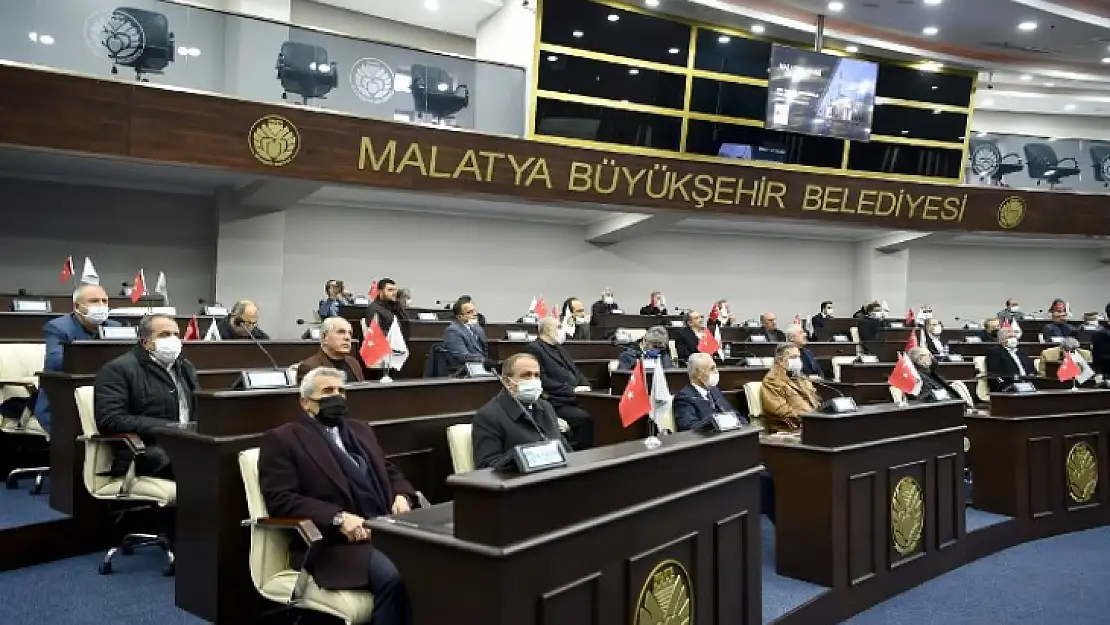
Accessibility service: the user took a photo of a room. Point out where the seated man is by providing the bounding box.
[786,324,826,379]
[810,300,834,340]
[755,312,787,343]
[906,347,958,400]
[367,278,410,344]
[922,318,950,357]
[590,288,620,327]
[856,302,885,355]
[980,317,1001,343]
[215,300,271,340]
[617,326,673,371]
[759,343,820,434]
[1037,337,1094,378]
[94,314,198,478]
[317,279,351,320]
[672,353,745,432]
[560,297,590,340]
[297,317,364,382]
[674,310,708,361]
[34,284,121,433]
[639,292,668,316]
[1042,300,1076,341]
[523,318,595,449]
[259,367,414,625]
[471,353,568,470]
[985,325,1036,392]
[442,295,491,373]
[997,298,1024,322]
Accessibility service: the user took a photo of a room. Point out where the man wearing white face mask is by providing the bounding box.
[590,288,620,328]
[471,353,568,470]
[94,314,199,477]
[760,344,820,434]
[985,326,1035,392]
[523,318,595,449]
[672,353,745,432]
[34,284,122,434]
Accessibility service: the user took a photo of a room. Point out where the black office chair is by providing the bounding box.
[1023,143,1081,189]
[967,138,1023,186]
[411,64,469,123]
[101,7,175,82]
[275,41,338,105]
[1089,144,1110,187]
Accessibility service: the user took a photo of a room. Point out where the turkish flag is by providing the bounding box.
[708,302,720,323]
[906,308,916,326]
[905,330,918,351]
[534,297,547,319]
[130,269,146,304]
[619,360,653,427]
[1057,351,1081,382]
[888,353,922,395]
[793,313,802,327]
[360,316,391,367]
[697,329,720,354]
[59,256,74,283]
[368,280,379,300]
[183,315,200,341]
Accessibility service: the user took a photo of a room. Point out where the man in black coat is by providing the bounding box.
[365,277,410,343]
[1093,303,1110,376]
[215,300,271,340]
[471,353,568,470]
[94,314,199,477]
[523,318,595,449]
[985,325,1036,392]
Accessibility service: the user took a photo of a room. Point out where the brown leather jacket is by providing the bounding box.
[759,367,820,433]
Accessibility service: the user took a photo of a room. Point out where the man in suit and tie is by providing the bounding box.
[259,367,416,625]
[442,295,491,373]
[756,312,788,343]
[810,301,834,341]
[986,325,1036,392]
[297,317,364,383]
[523,318,595,449]
[34,284,121,433]
[672,353,745,432]
[471,353,569,470]
[786,324,826,379]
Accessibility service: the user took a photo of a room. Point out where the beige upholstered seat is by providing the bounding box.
[950,380,975,408]
[446,424,474,473]
[973,356,989,402]
[75,385,176,575]
[889,386,906,404]
[742,381,763,429]
[667,340,678,361]
[831,356,857,382]
[238,448,375,624]
[849,327,861,355]
[607,360,620,373]
[0,343,46,434]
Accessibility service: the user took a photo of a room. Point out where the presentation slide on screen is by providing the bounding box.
[765,45,878,142]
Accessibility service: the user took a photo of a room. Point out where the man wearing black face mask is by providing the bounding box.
[259,367,416,625]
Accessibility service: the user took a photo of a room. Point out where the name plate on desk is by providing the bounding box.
[1082,323,1099,331]
[100,325,138,340]
[742,357,763,367]
[417,312,438,321]
[832,334,849,342]
[964,322,981,330]
[743,320,760,328]
[204,305,228,317]
[858,354,879,363]
[748,335,768,343]
[237,369,295,389]
[12,300,50,312]
[925,389,951,402]
[669,320,683,328]
[945,353,964,362]
[711,411,743,432]
[1012,381,1036,393]
[512,439,567,474]
[1049,336,1064,344]
[824,396,858,413]
[505,330,528,341]
[353,296,368,306]
[888,322,905,329]
[964,336,982,343]
[611,309,623,314]
[465,362,496,377]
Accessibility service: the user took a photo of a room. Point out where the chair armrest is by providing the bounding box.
[88,433,147,455]
[1059,157,1080,168]
[0,379,37,391]
[252,516,323,546]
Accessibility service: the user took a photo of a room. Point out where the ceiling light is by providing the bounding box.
[981,98,994,106]
[845,45,858,53]
[1102,57,1110,64]
[607,13,619,22]
[572,30,584,38]
[424,0,438,10]
[39,34,54,45]
[922,26,938,36]
[1065,103,1076,111]
[629,68,640,75]
[1017,21,1037,31]
[933,109,941,114]
[645,0,660,6]
[900,130,909,135]
[547,55,558,62]
[668,47,680,54]
[923,0,942,5]
[918,61,943,72]
[1020,74,1032,80]
[1044,82,1055,87]
[718,35,730,43]
[931,85,938,90]
[828,1,844,11]
[752,24,765,34]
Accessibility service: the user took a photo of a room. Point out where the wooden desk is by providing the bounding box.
[951,342,1053,358]
[761,401,966,588]
[401,320,535,340]
[820,382,895,405]
[577,389,748,446]
[593,313,683,332]
[158,379,499,624]
[0,312,218,340]
[0,293,163,312]
[729,341,858,359]
[369,429,763,625]
[838,362,977,384]
[610,366,768,395]
[966,389,1110,538]
[491,340,621,361]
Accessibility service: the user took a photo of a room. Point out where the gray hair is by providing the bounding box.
[137,313,174,341]
[397,287,411,300]
[774,342,797,360]
[643,326,668,348]
[1061,337,1081,352]
[683,310,699,325]
[687,352,713,379]
[230,300,253,316]
[538,317,560,336]
[320,317,349,339]
[785,324,805,341]
[502,353,537,377]
[299,366,346,398]
[72,284,102,305]
[907,346,932,368]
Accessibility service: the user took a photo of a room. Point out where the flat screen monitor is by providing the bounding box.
[765,45,878,141]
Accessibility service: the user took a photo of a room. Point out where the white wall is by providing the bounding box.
[0,178,217,307]
[290,0,476,57]
[272,205,858,337]
[906,244,1110,323]
[973,110,1110,141]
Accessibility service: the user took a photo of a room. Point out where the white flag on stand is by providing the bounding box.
[650,358,672,431]
[154,271,168,303]
[80,257,99,285]
[203,319,221,341]
[386,321,409,370]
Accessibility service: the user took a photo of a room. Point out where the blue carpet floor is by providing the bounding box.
[0,481,66,529]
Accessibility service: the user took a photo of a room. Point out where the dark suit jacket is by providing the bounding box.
[442,320,488,370]
[799,347,826,379]
[908,368,957,400]
[34,313,121,430]
[216,317,270,340]
[671,384,746,432]
[985,345,1036,391]
[755,328,787,343]
[857,318,883,354]
[810,313,830,340]
[617,345,674,371]
[523,340,588,408]
[590,300,619,325]
[923,331,948,357]
[1093,326,1110,375]
[296,349,364,383]
[675,327,701,361]
[471,390,566,470]
[1043,322,1076,340]
[258,415,415,590]
[639,305,668,316]
[366,299,410,343]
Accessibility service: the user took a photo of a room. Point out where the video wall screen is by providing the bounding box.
[765,45,878,142]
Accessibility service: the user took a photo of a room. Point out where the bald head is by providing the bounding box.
[760,312,778,331]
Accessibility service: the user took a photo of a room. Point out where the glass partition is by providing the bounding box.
[0,0,527,136]
[966,132,1110,193]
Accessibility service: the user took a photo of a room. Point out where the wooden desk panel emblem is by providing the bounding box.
[891,476,924,556]
[1066,441,1098,504]
[634,559,692,625]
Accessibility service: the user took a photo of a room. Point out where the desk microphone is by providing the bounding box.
[244,325,280,371]
[295,318,316,341]
[798,373,845,398]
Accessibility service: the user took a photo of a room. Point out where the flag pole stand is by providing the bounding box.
[380,353,394,384]
[643,359,662,449]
